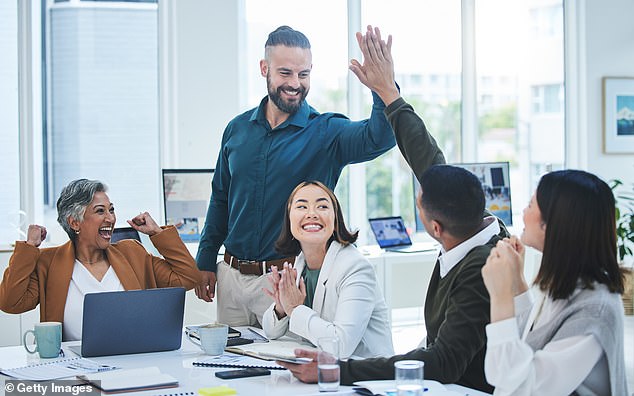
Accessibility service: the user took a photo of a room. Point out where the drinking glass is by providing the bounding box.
[394,360,424,396]
[317,336,340,392]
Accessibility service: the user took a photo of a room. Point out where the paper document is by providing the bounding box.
[353,380,461,396]
[225,336,316,359]
[0,357,117,381]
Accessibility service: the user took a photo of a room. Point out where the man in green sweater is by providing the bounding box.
[277,26,507,393]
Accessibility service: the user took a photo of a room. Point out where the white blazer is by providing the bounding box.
[262,241,394,359]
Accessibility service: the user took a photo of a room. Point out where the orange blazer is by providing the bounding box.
[0,226,202,323]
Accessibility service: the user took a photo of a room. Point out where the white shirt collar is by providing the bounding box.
[438,216,500,278]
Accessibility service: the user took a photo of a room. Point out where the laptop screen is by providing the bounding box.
[79,288,185,357]
[369,216,413,248]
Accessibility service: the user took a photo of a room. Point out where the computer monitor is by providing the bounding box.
[414,161,513,231]
[162,169,213,242]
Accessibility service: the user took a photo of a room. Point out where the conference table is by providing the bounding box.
[0,335,491,396]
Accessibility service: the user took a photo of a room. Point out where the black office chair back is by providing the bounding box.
[111,227,141,243]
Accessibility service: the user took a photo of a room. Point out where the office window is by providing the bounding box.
[0,1,21,246]
[242,0,564,239]
[43,0,160,241]
[531,84,564,114]
[529,4,563,39]
[476,0,564,224]
[362,0,462,233]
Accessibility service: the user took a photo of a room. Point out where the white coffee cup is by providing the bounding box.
[187,324,228,355]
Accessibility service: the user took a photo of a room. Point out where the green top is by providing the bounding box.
[302,265,321,308]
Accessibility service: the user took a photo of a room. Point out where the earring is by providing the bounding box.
[74,229,80,235]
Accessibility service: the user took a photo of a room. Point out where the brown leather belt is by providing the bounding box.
[223,252,295,276]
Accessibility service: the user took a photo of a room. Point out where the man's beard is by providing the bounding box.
[267,74,308,115]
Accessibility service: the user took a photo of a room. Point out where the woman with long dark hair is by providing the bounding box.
[482,170,627,395]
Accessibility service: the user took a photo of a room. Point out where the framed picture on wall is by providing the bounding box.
[603,77,634,153]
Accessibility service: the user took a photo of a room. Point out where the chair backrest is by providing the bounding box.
[111,227,141,243]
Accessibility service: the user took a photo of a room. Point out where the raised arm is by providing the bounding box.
[350,26,445,178]
[349,25,400,106]
[0,226,46,314]
[148,226,202,289]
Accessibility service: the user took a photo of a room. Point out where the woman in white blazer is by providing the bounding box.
[262,181,394,359]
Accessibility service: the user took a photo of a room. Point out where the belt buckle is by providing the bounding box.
[237,259,258,268]
[237,259,265,276]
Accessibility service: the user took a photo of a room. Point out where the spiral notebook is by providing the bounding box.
[0,357,117,381]
[193,352,285,370]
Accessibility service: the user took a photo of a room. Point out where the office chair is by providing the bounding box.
[110,227,141,243]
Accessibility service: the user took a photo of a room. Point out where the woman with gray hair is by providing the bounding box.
[0,179,201,340]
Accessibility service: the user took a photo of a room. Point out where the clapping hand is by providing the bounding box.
[278,262,306,317]
[481,237,529,322]
[264,265,286,318]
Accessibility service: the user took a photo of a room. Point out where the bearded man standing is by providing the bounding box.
[195,25,396,326]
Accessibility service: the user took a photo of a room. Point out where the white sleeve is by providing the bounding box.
[261,301,289,340]
[289,260,376,359]
[485,318,604,396]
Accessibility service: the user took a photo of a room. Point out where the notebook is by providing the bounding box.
[193,352,285,370]
[369,216,437,253]
[0,357,117,381]
[70,287,185,357]
[353,379,456,396]
[77,366,178,394]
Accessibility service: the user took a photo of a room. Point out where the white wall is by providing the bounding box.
[160,0,246,171]
[579,0,634,184]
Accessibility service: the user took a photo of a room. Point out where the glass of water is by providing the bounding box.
[317,336,340,392]
[395,360,424,396]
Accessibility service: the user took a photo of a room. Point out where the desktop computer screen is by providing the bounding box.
[162,169,213,242]
[414,161,513,231]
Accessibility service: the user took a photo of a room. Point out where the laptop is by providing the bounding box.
[70,287,185,357]
[369,216,438,253]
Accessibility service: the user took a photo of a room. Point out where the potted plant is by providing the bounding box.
[611,179,634,315]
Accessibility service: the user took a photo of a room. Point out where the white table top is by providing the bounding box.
[0,336,490,396]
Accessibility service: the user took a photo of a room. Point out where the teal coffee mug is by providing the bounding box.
[23,322,62,358]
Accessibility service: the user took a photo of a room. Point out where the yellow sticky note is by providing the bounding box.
[198,386,237,396]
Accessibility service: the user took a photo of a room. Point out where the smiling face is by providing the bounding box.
[261,45,311,115]
[70,191,116,250]
[521,193,546,251]
[288,184,335,250]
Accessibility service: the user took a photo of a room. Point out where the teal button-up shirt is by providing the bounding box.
[196,92,395,272]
